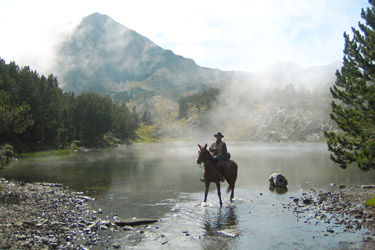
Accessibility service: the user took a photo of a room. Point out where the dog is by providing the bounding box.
[269,173,288,188]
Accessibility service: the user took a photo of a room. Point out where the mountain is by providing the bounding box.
[248,61,340,90]
[53,13,341,142]
[55,13,229,97]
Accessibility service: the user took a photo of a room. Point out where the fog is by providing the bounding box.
[178,60,340,142]
[1,0,368,74]
[5,11,342,144]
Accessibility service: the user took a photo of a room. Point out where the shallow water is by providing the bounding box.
[2,142,375,249]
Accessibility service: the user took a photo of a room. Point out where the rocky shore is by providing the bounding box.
[0,178,108,249]
[0,178,161,249]
[287,185,375,249]
[1,177,375,249]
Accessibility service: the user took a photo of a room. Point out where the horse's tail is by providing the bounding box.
[226,161,238,193]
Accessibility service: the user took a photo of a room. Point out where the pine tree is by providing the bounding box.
[141,110,152,125]
[325,0,375,170]
[178,97,188,119]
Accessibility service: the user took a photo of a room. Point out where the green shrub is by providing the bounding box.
[365,196,375,207]
[0,144,14,167]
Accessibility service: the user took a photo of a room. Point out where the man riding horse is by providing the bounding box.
[201,132,228,182]
[197,135,238,206]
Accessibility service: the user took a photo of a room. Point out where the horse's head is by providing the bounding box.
[197,144,209,164]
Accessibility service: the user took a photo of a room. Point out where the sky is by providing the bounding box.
[0,0,371,74]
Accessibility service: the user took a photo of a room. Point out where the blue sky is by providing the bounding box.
[0,0,370,74]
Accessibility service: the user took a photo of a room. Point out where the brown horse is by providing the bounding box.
[197,144,238,207]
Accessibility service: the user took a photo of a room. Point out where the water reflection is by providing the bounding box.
[1,142,374,249]
[3,142,375,194]
[201,205,239,250]
[203,206,238,236]
[269,185,288,194]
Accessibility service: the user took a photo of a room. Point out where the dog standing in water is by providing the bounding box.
[269,173,288,187]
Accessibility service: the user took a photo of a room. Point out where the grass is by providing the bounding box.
[17,149,76,159]
[365,196,375,207]
[133,124,161,143]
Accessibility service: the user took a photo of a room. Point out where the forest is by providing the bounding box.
[178,88,220,119]
[0,59,139,155]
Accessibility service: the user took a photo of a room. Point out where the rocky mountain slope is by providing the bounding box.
[53,13,340,142]
[55,13,229,97]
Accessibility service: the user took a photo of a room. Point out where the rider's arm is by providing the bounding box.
[209,143,216,153]
[222,143,228,156]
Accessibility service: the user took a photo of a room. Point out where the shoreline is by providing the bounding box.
[0,178,102,249]
[287,185,375,249]
[1,178,375,249]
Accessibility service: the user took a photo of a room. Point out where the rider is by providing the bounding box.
[201,132,227,182]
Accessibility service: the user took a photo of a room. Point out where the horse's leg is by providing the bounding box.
[204,181,210,202]
[230,183,235,202]
[215,181,222,207]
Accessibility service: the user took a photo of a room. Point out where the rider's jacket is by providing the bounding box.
[210,140,227,159]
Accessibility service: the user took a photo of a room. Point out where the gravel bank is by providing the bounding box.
[287,185,375,249]
[0,178,102,249]
[1,177,375,249]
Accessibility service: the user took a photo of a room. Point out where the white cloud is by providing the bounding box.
[0,0,370,73]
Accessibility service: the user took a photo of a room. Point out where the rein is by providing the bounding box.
[198,148,216,168]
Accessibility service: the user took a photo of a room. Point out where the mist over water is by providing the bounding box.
[5,142,371,192]
[1,142,374,249]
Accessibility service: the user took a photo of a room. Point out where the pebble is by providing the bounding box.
[217,229,240,237]
[0,178,131,249]
[288,186,375,240]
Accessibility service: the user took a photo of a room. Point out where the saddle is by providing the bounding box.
[213,157,232,169]
[224,159,234,169]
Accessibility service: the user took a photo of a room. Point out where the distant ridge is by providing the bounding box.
[249,61,341,90]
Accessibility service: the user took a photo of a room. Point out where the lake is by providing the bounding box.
[1,142,375,249]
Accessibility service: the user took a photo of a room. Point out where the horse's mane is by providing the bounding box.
[199,144,215,162]
[203,147,214,160]
[198,144,215,165]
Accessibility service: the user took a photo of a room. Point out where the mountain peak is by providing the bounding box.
[83,12,110,21]
[82,12,128,29]
[55,13,220,94]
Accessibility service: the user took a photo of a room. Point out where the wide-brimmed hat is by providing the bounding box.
[214,132,224,138]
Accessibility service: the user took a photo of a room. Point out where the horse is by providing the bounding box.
[197,144,238,207]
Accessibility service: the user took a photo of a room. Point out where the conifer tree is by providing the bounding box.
[178,97,188,119]
[325,0,375,170]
